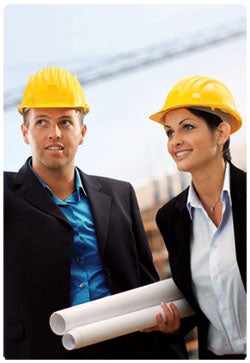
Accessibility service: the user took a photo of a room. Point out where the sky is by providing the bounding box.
[2,1,248,187]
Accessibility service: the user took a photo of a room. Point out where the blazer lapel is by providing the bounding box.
[230,163,246,288]
[78,170,111,258]
[14,161,71,226]
[173,191,193,296]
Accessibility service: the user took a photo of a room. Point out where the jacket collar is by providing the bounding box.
[76,168,111,257]
[173,162,246,290]
[14,158,111,257]
[14,159,70,226]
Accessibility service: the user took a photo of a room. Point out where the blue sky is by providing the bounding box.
[3,2,247,185]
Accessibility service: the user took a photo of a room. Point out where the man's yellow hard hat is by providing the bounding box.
[18,66,90,115]
[149,75,242,134]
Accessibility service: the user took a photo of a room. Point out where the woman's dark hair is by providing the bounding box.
[188,108,231,162]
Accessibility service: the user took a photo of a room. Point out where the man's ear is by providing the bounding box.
[21,123,30,145]
[79,124,87,145]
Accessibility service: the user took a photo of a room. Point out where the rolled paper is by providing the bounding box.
[62,299,193,350]
[50,278,183,335]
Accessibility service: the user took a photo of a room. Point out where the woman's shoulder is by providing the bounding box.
[229,162,246,177]
[157,187,189,218]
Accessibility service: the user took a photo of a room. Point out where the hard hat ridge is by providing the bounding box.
[18,66,90,115]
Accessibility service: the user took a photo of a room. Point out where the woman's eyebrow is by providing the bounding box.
[164,117,193,129]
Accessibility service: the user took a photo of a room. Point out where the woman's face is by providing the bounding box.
[164,108,223,174]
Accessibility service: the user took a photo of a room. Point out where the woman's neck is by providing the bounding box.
[191,160,227,227]
[192,159,226,198]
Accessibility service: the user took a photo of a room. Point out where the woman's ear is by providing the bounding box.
[216,122,231,145]
[21,123,30,145]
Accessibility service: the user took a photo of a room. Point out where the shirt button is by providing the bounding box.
[103,266,111,277]
[232,336,238,341]
[79,283,84,288]
[75,256,80,262]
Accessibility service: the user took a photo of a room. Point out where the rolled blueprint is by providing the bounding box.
[50,278,183,335]
[62,298,193,350]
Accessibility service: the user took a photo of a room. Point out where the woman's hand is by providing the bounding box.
[142,302,181,334]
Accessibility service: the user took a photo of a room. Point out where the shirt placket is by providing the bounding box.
[209,215,236,351]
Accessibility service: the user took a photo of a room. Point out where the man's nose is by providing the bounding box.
[49,125,61,139]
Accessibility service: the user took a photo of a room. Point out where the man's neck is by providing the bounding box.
[32,163,76,200]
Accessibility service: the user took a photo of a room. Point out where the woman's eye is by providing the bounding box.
[184,124,194,131]
[166,130,174,138]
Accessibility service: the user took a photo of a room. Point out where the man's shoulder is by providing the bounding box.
[91,174,130,186]
[77,168,132,189]
[77,169,135,200]
[4,171,17,185]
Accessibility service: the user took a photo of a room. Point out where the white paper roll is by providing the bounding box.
[62,299,193,350]
[50,278,183,335]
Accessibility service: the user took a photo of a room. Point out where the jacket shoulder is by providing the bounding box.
[77,167,133,193]
[229,162,246,198]
[230,162,246,180]
[4,171,17,188]
[157,188,189,219]
[91,174,130,187]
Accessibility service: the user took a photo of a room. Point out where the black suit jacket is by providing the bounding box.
[4,158,187,359]
[156,162,246,358]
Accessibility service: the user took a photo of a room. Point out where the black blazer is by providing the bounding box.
[156,162,246,358]
[4,158,187,359]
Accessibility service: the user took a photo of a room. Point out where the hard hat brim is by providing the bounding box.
[18,104,90,115]
[149,106,242,135]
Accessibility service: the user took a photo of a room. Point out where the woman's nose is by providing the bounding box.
[171,133,184,147]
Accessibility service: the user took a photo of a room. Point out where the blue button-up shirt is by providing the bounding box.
[29,160,112,306]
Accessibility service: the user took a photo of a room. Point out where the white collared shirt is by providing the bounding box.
[187,163,246,355]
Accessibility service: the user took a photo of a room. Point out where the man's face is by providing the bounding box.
[21,108,86,173]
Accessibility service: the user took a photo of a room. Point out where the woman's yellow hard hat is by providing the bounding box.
[149,75,242,134]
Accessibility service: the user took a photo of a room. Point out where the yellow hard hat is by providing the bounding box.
[18,66,90,115]
[149,75,242,134]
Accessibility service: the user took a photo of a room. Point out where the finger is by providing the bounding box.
[140,327,156,333]
[161,302,174,322]
[168,303,181,331]
[160,302,181,332]
[169,302,180,318]
[156,312,167,329]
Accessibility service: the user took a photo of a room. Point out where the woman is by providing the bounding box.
[148,75,246,359]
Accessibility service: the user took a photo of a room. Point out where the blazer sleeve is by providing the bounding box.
[128,183,160,285]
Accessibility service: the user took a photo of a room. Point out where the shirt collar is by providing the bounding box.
[74,167,87,197]
[186,161,231,220]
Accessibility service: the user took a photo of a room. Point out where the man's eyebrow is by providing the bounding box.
[34,114,49,118]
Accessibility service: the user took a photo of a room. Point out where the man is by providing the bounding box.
[4,66,187,359]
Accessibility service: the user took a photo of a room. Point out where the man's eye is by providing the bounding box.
[60,120,71,126]
[37,120,46,126]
